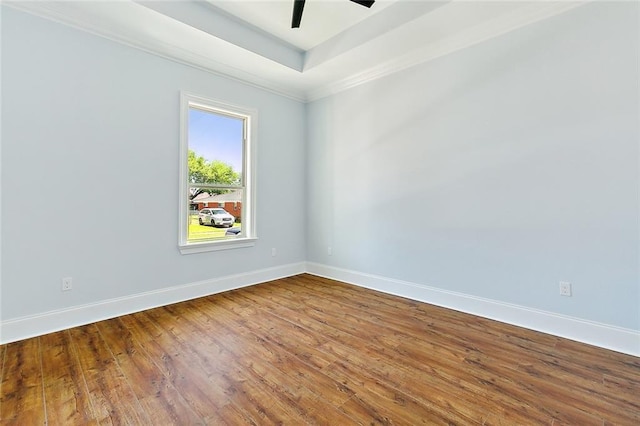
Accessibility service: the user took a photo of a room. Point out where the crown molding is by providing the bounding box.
[3,1,308,102]
[137,0,305,72]
[306,1,587,102]
[304,1,449,71]
[4,1,588,104]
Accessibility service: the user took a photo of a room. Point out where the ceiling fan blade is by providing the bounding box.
[350,0,375,8]
[292,0,306,28]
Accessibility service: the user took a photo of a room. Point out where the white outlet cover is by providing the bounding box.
[62,277,73,291]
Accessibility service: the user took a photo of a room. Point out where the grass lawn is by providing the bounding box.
[187,215,240,241]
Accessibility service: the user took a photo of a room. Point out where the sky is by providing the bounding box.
[188,108,243,172]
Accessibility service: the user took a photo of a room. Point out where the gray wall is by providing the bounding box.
[1,7,306,320]
[306,2,639,330]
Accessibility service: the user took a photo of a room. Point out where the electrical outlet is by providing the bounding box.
[62,277,73,291]
[271,248,277,257]
[559,281,571,297]
[328,246,332,256]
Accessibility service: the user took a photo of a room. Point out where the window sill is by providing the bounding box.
[179,237,257,254]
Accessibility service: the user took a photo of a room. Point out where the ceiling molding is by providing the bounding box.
[3,1,308,102]
[208,0,400,52]
[137,1,305,72]
[307,1,587,101]
[304,1,450,71]
[4,1,589,104]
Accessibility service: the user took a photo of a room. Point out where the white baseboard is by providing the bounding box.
[3,260,638,357]
[305,262,640,357]
[0,262,305,345]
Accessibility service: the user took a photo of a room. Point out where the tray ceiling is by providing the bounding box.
[4,0,586,101]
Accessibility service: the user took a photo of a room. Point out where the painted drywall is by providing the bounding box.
[307,2,639,331]
[0,7,306,321]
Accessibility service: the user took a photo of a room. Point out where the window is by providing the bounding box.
[179,93,256,254]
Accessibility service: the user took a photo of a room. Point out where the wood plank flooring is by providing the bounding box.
[1,274,639,425]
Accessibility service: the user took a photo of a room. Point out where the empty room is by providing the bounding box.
[1,0,638,424]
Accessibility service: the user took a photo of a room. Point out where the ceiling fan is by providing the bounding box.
[291,0,375,28]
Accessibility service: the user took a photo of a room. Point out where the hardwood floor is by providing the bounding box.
[1,274,639,425]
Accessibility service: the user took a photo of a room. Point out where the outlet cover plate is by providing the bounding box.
[62,277,73,291]
[559,281,571,296]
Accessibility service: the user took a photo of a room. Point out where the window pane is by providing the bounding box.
[188,107,243,186]
[188,189,243,242]
[179,93,255,253]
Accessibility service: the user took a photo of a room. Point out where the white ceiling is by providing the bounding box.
[5,0,587,102]
[208,0,399,51]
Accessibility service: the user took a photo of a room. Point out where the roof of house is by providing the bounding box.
[192,192,213,201]
[192,190,242,204]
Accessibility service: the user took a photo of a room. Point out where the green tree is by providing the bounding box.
[188,150,240,199]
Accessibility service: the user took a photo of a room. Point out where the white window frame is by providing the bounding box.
[178,92,257,254]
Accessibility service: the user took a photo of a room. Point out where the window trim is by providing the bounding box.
[178,92,257,254]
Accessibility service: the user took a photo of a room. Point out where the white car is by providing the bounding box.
[198,208,235,227]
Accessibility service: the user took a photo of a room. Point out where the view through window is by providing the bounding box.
[179,93,255,252]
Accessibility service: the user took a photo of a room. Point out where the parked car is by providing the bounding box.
[225,227,241,236]
[198,208,235,227]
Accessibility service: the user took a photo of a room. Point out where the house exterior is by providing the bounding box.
[191,190,242,219]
